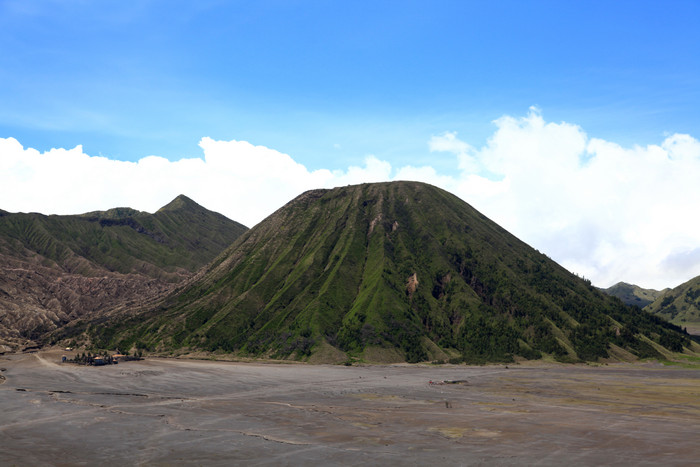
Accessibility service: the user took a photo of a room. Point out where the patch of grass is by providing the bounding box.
[658,359,700,369]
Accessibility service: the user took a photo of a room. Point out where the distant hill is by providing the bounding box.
[0,195,247,351]
[79,182,694,363]
[645,275,700,329]
[602,282,667,308]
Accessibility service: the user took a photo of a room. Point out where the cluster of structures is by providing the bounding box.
[61,349,138,366]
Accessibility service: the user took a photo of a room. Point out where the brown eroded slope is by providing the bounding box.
[0,196,246,352]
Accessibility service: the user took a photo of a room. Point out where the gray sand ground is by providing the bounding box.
[1,351,699,466]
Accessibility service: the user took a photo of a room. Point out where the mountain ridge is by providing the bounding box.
[0,195,247,352]
[602,282,667,308]
[645,275,700,328]
[157,194,199,212]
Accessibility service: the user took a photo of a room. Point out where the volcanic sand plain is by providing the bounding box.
[1,351,699,466]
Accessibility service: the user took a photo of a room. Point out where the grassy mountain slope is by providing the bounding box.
[602,282,666,308]
[645,275,700,328]
[0,194,247,281]
[84,182,694,363]
[0,196,247,351]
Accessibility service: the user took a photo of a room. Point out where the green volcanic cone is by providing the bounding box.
[88,182,694,363]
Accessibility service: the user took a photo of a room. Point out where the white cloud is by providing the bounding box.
[429,109,700,290]
[428,131,472,154]
[3,109,700,290]
[331,156,392,186]
[429,131,479,173]
[0,136,384,229]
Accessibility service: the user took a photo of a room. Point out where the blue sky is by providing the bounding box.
[2,0,699,168]
[2,0,700,289]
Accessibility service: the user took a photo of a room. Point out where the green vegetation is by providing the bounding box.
[602,282,666,308]
[78,182,697,362]
[645,275,700,327]
[0,195,247,281]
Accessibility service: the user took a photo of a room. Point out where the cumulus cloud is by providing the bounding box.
[2,109,700,289]
[429,131,479,173]
[429,108,700,290]
[0,137,400,229]
[0,136,330,228]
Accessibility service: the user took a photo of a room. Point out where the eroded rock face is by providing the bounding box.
[406,272,419,298]
[0,253,174,351]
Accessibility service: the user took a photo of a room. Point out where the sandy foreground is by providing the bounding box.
[1,351,699,466]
